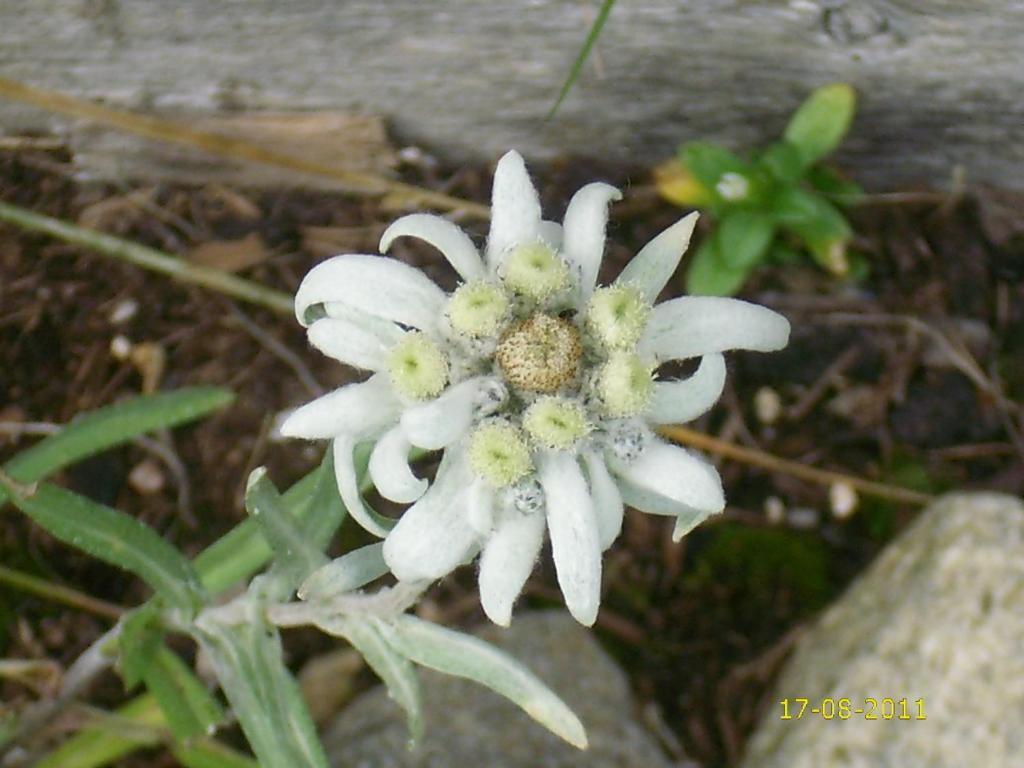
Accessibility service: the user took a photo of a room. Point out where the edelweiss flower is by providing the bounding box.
[281,151,790,627]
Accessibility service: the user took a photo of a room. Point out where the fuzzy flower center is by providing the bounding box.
[448,282,509,338]
[585,285,650,349]
[468,420,533,487]
[387,332,449,400]
[595,352,654,418]
[523,396,591,450]
[495,313,581,393]
[501,241,569,299]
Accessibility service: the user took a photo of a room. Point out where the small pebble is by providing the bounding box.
[787,506,820,529]
[754,386,783,425]
[764,495,786,525]
[109,298,139,324]
[110,335,132,360]
[829,480,859,519]
[128,460,165,495]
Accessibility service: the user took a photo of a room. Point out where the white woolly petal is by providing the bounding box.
[562,182,622,303]
[539,451,602,626]
[466,478,495,536]
[639,296,791,362]
[610,438,725,514]
[671,508,709,542]
[334,437,395,539]
[294,254,446,332]
[486,150,542,271]
[369,426,426,504]
[581,450,624,551]
[645,354,727,424]
[616,212,698,302]
[380,213,485,282]
[538,220,564,251]
[617,480,711,542]
[382,456,477,581]
[307,315,404,372]
[479,507,546,626]
[279,374,400,440]
[400,377,487,450]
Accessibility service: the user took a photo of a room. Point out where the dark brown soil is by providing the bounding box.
[2,143,1022,767]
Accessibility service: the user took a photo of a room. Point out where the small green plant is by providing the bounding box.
[655,84,864,295]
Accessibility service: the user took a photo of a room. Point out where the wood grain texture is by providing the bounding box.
[1,1,1022,190]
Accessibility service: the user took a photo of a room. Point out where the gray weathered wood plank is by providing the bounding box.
[1,1,1022,190]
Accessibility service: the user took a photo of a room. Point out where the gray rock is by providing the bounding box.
[323,611,672,768]
[743,493,1024,768]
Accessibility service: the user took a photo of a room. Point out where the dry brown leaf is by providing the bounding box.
[77,188,155,231]
[204,184,262,220]
[188,232,269,272]
[301,224,381,258]
[129,341,166,394]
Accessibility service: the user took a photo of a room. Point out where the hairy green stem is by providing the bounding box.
[0,201,294,315]
[0,564,124,620]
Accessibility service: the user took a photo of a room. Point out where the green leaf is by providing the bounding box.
[0,388,233,508]
[717,210,775,270]
[767,242,804,265]
[36,699,162,768]
[244,468,328,594]
[807,165,864,206]
[380,615,588,750]
[295,447,346,553]
[173,740,258,768]
[547,0,617,119]
[198,610,329,768]
[298,543,388,601]
[773,188,853,274]
[33,446,363,768]
[35,693,247,768]
[315,615,424,746]
[194,445,362,595]
[145,646,224,741]
[193,468,321,594]
[684,238,751,296]
[783,83,856,168]
[679,142,750,191]
[0,480,204,612]
[118,607,163,689]
[846,251,871,283]
[756,141,805,184]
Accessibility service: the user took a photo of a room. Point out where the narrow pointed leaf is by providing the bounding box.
[244,467,328,593]
[547,0,617,119]
[298,543,388,601]
[198,616,328,768]
[0,387,233,508]
[173,741,258,768]
[144,646,225,741]
[315,614,424,745]
[1,480,204,612]
[118,607,163,689]
[380,615,588,750]
[195,445,359,594]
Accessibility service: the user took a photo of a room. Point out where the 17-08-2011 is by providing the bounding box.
[779,698,927,721]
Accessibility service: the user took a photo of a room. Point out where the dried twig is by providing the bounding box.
[225,305,324,397]
[658,425,935,506]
